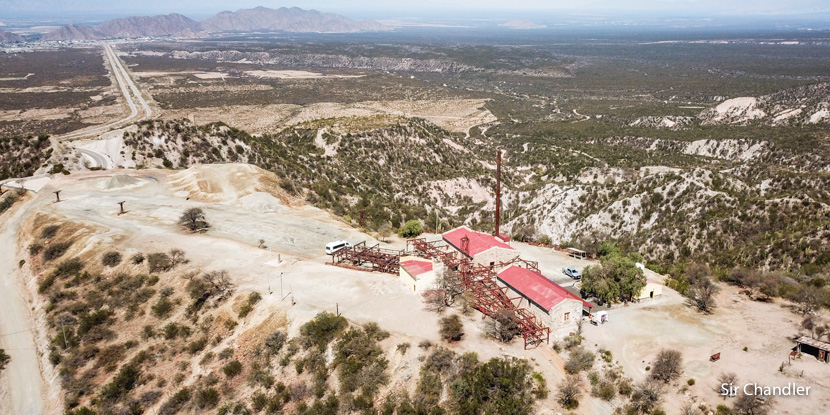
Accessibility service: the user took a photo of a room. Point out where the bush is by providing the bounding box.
[147,252,173,273]
[43,241,73,261]
[398,220,423,238]
[0,348,10,373]
[439,314,464,342]
[195,387,220,409]
[28,243,43,256]
[99,363,141,402]
[299,312,348,350]
[41,224,60,239]
[102,251,122,267]
[159,388,191,415]
[222,360,243,378]
[131,253,145,264]
[151,297,175,319]
[565,347,595,374]
[265,331,287,355]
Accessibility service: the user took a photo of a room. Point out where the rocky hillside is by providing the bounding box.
[99,112,830,277]
[93,13,203,39]
[200,6,388,33]
[43,7,388,41]
[0,29,23,43]
[698,83,830,126]
[112,117,490,230]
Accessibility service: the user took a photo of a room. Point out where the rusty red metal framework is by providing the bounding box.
[328,241,406,274]
[407,238,551,349]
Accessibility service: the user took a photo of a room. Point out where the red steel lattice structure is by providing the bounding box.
[329,241,405,274]
[408,238,550,349]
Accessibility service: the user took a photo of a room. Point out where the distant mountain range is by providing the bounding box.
[0,29,24,43]
[43,7,389,41]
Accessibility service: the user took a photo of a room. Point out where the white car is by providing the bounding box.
[563,266,581,279]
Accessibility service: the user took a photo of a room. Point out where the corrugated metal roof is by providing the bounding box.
[497,265,593,311]
[442,226,514,257]
[796,336,830,352]
[401,259,433,277]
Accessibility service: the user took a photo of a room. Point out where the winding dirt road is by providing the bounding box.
[0,197,46,415]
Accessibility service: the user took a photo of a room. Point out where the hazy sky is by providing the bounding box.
[1,0,829,16]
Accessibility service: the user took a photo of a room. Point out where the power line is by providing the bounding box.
[0,328,33,338]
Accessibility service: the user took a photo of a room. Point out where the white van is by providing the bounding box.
[325,240,351,255]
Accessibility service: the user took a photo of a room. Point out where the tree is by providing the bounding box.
[398,220,423,238]
[179,207,208,232]
[650,349,683,383]
[628,380,664,414]
[557,374,581,410]
[565,347,595,374]
[486,309,521,343]
[378,223,393,242]
[686,272,721,313]
[581,250,646,304]
[439,314,464,342]
[449,357,538,415]
[793,285,826,315]
[734,391,773,415]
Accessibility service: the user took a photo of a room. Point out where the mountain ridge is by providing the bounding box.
[43,6,389,41]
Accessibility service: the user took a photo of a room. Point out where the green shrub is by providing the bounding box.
[40,224,60,239]
[398,220,423,238]
[439,314,464,342]
[28,243,43,255]
[102,251,122,267]
[159,387,191,415]
[222,360,243,378]
[151,297,175,319]
[687,378,696,386]
[187,337,208,354]
[299,312,348,350]
[195,387,220,409]
[99,363,141,402]
[43,241,73,261]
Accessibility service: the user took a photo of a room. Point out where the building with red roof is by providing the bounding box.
[399,256,438,294]
[497,265,591,331]
[442,226,518,266]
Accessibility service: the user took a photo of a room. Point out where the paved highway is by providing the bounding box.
[61,43,152,142]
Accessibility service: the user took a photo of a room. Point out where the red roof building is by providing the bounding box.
[497,265,593,311]
[442,226,517,265]
[401,258,434,277]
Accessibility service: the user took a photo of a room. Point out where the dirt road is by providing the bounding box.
[0,198,46,415]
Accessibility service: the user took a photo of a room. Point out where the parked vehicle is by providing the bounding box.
[325,240,351,255]
[563,266,582,279]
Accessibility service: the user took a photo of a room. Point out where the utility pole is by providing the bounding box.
[495,149,502,237]
[53,190,61,203]
[280,272,283,298]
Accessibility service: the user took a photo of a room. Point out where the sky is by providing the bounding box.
[1,0,829,18]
